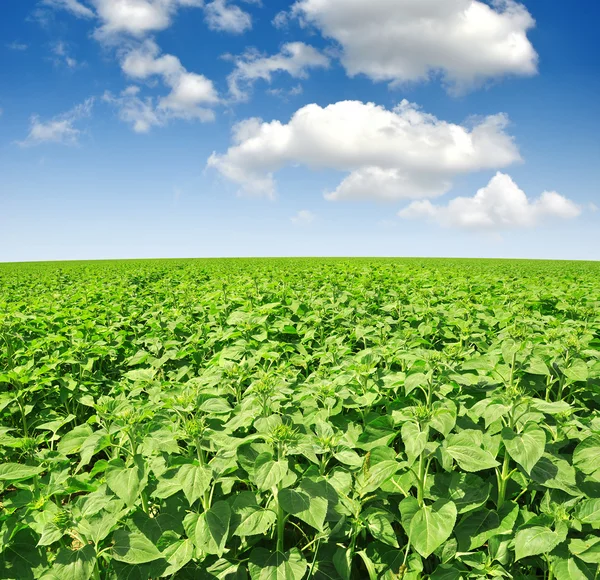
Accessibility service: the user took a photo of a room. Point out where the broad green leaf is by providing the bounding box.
[430,402,456,437]
[57,424,93,455]
[401,422,428,465]
[574,499,600,528]
[356,460,400,495]
[530,453,579,495]
[446,434,499,473]
[514,526,564,561]
[432,472,491,514]
[0,463,43,481]
[105,457,146,507]
[254,455,287,491]
[45,545,96,580]
[409,499,457,558]
[279,485,327,531]
[399,496,421,533]
[363,508,399,548]
[112,530,164,564]
[574,436,600,476]
[502,424,546,474]
[429,565,463,580]
[248,548,307,580]
[176,463,211,506]
[233,507,276,537]
[455,509,499,551]
[569,537,600,564]
[161,539,194,577]
[404,373,428,396]
[333,546,353,580]
[195,500,231,557]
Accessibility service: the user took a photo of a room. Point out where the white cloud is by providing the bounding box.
[19,98,94,146]
[204,0,251,34]
[91,0,204,40]
[6,42,29,51]
[291,0,538,93]
[103,86,162,132]
[291,209,316,225]
[119,40,219,124]
[399,172,581,229]
[227,42,329,101]
[272,10,288,29]
[42,0,95,19]
[589,202,598,213]
[51,41,79,68]
[207,99,521,199]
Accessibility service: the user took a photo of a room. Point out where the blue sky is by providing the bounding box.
[1,0,599,262]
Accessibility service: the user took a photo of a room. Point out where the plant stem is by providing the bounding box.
[275,486,285,553]
[496,448,511,509]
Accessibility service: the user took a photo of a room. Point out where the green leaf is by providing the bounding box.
[569,537,600,564]
[57,424,93,455]
[446,434,499,473]
[161,539,194,576]
[409,499,457,558]
[455,509,499,551]
[574,436,600,476]
[105,457,146,507]
[46,545,96,580]
[574,499,600,528]
[404,373,428,396]
[37,523,64,547]
[195,500,231,557]
[356,460,400,495]
[248,548,307,580]
[564,359,589,382]
[253,454,287,491]
[530,453,579,495]
[363,508,399,548]
[430,472,490,514]
[430,402,456,437]
[333,546,353,580]
[233,507,276,537]
[176,463,211,506]
[112,530,164,564]
[502,424,546,474]
[514,526,564,561]
[278,483,327,531]
[429,565,463,580]
[0,463,43,481]
[401,422,428,465]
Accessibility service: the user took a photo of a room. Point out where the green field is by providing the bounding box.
[1,258,600,579]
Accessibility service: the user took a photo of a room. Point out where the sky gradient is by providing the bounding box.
[1,0,599,262]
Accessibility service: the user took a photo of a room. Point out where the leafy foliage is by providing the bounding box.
[1,257,600,578]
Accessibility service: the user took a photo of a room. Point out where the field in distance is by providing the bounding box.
[1,258,599,579]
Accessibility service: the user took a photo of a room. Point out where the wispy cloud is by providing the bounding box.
[18,98,94,147]
[6,42,29,51]
[291,210,316,225]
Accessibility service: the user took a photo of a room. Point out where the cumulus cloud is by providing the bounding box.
[204,0,251,33]
[91,0,204,39]
[291,0,538,92]
[18,98,94,146]
[41,0,95,19]
[118,39,218,124]
[291,209,316,225]
[399,172,581,229]
[227,42,329,101]
[207,99,521,199]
